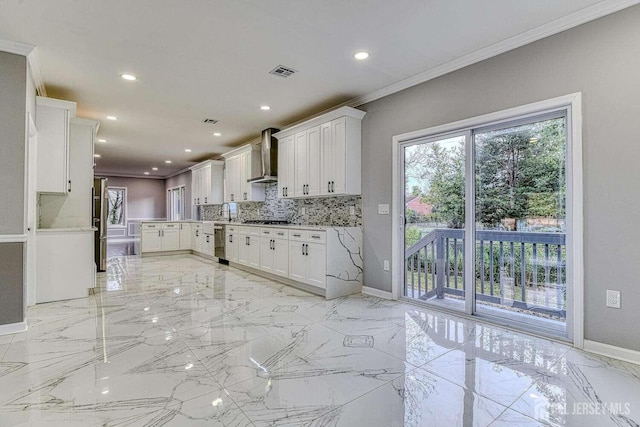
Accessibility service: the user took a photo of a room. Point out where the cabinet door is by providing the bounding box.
[202,234,214,255]
[294,131,307,197]
[142,229,162,252]
[36,104,70,194]
[238,234,250,265]
[179,224,192,249]
[191,169,199,205]
[273,238,289,277]
[260,238,274,273]
[288,241,306,282]
[320,122,333,196]
[248,236,260,268]
[226,232,239,262]
[228,156,240,202]
[306,243,327,289]
[162,228,180,251]
[277,137,292,199]
[202,165,212,204]
[307,125,321,197]
[331,117,347,194]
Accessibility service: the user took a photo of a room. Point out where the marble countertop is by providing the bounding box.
[139,220,360,231]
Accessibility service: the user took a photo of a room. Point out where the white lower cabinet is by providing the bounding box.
[141,225,162,252]
[288,238,326,289]
[239,234,260,268]
[161,223,180,251]
[260,234,289,278]
[179,223,192,249]
[226,226,239,262]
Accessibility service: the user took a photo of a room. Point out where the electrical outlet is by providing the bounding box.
[383,260,390,271]
[300,207,306,215]
[349,206,356,216]
[378,204,390,215]
[606,290,621,308]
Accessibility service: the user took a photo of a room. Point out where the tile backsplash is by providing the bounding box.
[201,184,362,226]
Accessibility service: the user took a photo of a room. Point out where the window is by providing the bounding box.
[107,187,126,226]
[167,186,185,221]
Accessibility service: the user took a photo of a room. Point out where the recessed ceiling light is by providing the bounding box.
[144,171,150,175]
[354,51,370,60]
[94,154,101,158]
[165,160,172,164]
[185,149,192,152]
[106,115,118,120]
[98,139,107,143]
[260,105,271,111]
[213,132,222,137]
[120,73,137,81]
[152,167,158,171]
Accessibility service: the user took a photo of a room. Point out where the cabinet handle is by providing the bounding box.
[285,187,288,197]
[204,197,208,203]
[244,192,247,200]
[311,235,320,239]
[328,182,331,193]
[158,230,161,237]
[194,198,197,204]
[246,236,249,245]
[68,180,71,193]
[301,243,305,256]
[331,181,335,193]
[293,233,301,237]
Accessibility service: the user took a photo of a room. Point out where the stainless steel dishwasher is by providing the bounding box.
[214,225,228,264]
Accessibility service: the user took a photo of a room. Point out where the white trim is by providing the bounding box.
[95,172,165,179]
[164,166,193,179]
[391,93,584,346]
[0,234,27,243]
[0,39,34,56]
[0,321,27,336]
[189,159,224,171]
[272,106,367,139]
[346,0,639,108]
[584,340,640,365]
[26,48,46,96]
[362,286,395,300]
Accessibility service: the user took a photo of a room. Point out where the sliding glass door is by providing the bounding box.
[402,110,569,337]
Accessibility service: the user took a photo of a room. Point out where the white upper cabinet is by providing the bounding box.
[36,96,77,194]
[190,160,224,205]
[274,106,365,199]
[222,144,265,203]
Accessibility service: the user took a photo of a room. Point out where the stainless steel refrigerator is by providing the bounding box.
[93,178,108,271]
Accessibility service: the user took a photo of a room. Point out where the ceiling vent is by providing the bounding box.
[269,65,297,78]
[202,118,219,125]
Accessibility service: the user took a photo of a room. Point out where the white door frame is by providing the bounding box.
[25,112,38,307]
[391,93,583,347]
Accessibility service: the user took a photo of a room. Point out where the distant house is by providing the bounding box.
[406,195,433,216]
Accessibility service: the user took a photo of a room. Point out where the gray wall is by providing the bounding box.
[165,170,192,220]
[0,51,27,326]
[360,6,640,351]
[99,176,167,220]
[0,51,26,235]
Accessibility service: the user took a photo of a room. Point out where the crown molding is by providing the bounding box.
[0,38,34,56]
[347,0,640,108]
[27,48,47,96]
[95,172,165,180]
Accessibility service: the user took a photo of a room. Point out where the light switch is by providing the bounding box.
[349,206,356,216]
[383,260,390,271]
[378,204,390,215]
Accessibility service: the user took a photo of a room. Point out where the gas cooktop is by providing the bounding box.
[241,220,290,225]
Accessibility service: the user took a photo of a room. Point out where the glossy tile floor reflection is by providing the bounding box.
[1,255,639,426]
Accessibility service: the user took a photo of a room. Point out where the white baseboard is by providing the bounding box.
[0,321,27,336]
[583,340,640,365]
[362,286,395,300]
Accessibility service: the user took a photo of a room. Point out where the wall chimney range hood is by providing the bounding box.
[248,128,280,183]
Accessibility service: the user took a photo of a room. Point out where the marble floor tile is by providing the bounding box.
[1,253,639,427]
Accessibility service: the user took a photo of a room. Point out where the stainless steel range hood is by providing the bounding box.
[248,128,280,183]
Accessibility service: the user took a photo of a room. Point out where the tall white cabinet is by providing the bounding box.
[35,96,77,194]
[190,160,224,205]
[222,145,265,203]
[274,106,365,199]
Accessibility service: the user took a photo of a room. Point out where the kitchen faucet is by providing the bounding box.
[221,202,232,222]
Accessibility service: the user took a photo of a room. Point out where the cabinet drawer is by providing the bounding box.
[227,225,237,233]
[260,227,288,238]
[142,223,160,230]
[239,226,260,236]
[162,223,179,229]
[307,231,326,244]
[288,230,309,241]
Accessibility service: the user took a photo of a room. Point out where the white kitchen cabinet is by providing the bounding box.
[141,224,163,252]
[190,160,224,205]
[222,144,265,202]
[288,231,326,289]
[274,106,365,199]
[293,126,321,197]
[36,96,77,194]
[238,235,259,268]
[277,135,294,199]
[192,224,203,253]
[259,228,289,277]
[226,226,239,262]
[161,223,180,251]
[179,223,192,249]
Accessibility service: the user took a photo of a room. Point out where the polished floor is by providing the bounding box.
[1,255,639,426]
